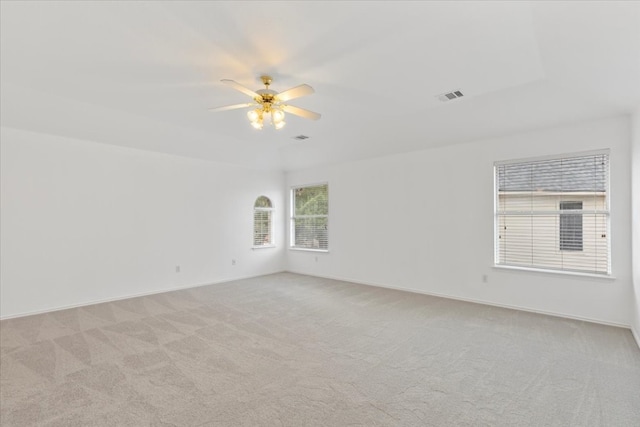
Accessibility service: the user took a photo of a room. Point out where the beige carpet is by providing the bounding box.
[1,272,639,426]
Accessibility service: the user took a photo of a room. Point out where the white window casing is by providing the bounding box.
[253,196,274,248]
[290,184,329,251]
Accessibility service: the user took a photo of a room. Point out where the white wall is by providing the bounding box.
[286,116,633,326]
[631,108,640,346]
[0,127,285,318]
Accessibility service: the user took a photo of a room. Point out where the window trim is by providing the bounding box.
[289,182,329,252]
[492,264,616,280]
[493,149,611,276]
[252,196,275,249]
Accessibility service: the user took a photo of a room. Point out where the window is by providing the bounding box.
[495,151,609,275]
[253,196,273,247]
[291,184,328,250]
[559,201,583,251]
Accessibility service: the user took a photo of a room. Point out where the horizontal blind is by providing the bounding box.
[292,184,328,249]
[253,196,273,246]
[495,152,609,275]
[253,209,272,246]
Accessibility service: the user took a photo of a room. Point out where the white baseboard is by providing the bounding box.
[286,270,632,330]
[0,270,286,321]
[3,270,636,337]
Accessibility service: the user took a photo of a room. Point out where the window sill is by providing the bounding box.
[492,264,615,280]
[289,247,329,253]
[252,245,276,250]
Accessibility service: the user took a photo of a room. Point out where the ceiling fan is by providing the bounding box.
[209,75,321,130]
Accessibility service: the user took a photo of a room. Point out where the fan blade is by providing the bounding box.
[208,103,254,112]
[221,79,260,98]
[277,84,315,102]
[282,105,322,120]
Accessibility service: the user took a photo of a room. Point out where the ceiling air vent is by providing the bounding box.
[293,135,310,140]
[437,90,464,102]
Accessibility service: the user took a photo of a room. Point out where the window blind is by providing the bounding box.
[495,152,609,275]
[291,184,328,250]
[253,210,272,246]
[253,196,273,246]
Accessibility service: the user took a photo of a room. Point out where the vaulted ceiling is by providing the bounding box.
[1,1,639,171]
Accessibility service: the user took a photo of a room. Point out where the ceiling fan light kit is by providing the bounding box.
[210,75,321,131]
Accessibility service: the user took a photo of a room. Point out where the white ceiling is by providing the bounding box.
[1,1,639,171]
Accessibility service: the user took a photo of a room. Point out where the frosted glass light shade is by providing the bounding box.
[247,109,260,122]
[272,110,285,123]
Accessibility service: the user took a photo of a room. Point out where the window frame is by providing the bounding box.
[289,182,329,252]
[252,196,275,249]
[493,149,611,277]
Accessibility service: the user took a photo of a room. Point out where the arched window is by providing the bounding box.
[253,196,274,247]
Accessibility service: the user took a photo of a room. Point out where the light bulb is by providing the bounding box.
[272,109,285,123]
[247,109,260,122]
[274,121,286,130]
[251,121,263,130]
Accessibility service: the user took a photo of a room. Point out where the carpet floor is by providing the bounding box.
[1,272,639,426]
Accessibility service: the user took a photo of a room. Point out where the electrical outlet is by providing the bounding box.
[482,274,488,283]
[175,265,181,273]
[232,259,236,266]
[315,256,318,262]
